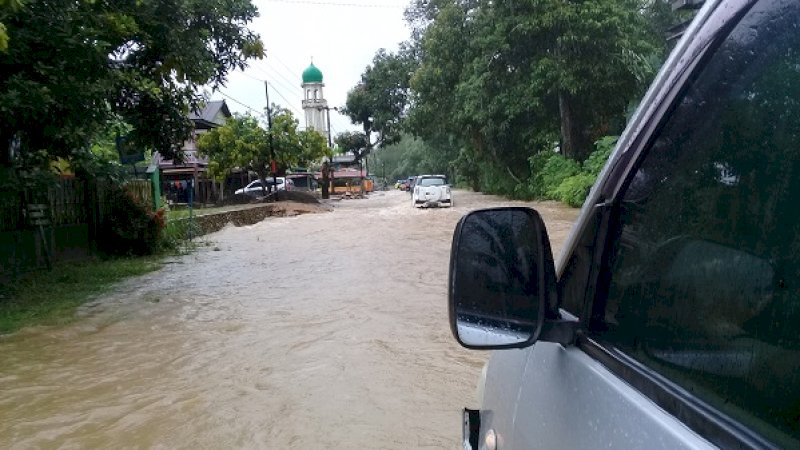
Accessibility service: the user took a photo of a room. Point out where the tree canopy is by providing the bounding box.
[345,0,683,202]
[334,131,370,161]
[342,48,415,148]
[0,0,263,169]
[198,109,329,193]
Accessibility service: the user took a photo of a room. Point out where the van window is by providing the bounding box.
[596,0,800,443]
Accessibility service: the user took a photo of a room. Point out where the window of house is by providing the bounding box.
[595,0,800,444]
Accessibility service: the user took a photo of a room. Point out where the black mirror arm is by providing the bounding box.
[538,312,580,346]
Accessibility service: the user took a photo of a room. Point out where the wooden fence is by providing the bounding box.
[0,190,22,232]
[1,179,156,231]
[1,178,157,276]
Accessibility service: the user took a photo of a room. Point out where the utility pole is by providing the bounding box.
[362,119,372,195]
[321,106,333,199]
[264,81,278,193]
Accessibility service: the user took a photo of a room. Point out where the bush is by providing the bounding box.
[159,219,200,252]
[519,136,617,206]
[583,136,617,176]
[479,163,519,197]
[553,173,596,207]
[540,154,581,199]
[525,151,555,198]
[97,186,165,256]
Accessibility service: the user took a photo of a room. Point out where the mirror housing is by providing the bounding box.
[448,207,566,349]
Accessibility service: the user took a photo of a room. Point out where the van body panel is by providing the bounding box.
[495,342,716,449]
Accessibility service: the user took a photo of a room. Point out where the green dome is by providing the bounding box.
[302,62,323,83]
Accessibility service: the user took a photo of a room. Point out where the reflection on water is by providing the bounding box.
[0,191,578,449]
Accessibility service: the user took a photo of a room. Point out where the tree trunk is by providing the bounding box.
[559,90,576,160]
[321,161,330,199]
[559,91,592,162]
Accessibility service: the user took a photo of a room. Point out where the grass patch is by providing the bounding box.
[166,205,248,221]
[0,256,163,334]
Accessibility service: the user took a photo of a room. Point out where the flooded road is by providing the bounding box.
[0,190,579,449]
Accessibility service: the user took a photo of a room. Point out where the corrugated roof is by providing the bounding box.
[189,100,230,126]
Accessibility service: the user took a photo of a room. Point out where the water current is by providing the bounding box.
[0,190,578,449]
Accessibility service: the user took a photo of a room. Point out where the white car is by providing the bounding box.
[412,175,452,208]
[234,177,292,196]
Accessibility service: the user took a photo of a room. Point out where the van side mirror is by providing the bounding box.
[448,207,558,349]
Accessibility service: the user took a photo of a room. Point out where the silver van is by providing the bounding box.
[448,0,800,448]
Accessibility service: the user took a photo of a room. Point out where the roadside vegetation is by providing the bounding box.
[197,109,331,193]
[0,0,264,332]
[0,208,203,334]
[348,0,691,207]
[0,256,162,334]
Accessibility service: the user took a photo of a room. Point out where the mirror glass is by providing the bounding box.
[451,208,544,347]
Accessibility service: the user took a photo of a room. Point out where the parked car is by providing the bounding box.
[234,177,292,196]
[412,175,452,208]
[448,0,800,448]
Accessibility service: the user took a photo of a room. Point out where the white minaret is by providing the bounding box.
[301,61,329,143]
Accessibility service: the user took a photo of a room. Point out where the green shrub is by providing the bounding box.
[553,173,596,207]
[523,136,617,206]
[525,151,555,198]
[159,219,200,252]
[583,136,617,176]
[541,154,581,199]
[97,186,164,256]
[475,162,518,197]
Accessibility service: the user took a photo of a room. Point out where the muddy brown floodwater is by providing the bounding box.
[0,190,578,449]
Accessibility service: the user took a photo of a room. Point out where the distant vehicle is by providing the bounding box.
[398,177,413,191]
[234,177,292,196]
[286,173,317,192]
[412,175,451,208]
[407,176,421,195]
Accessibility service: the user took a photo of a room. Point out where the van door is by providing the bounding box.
[487,0,800,447]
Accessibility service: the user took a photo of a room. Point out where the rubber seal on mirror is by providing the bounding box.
[539,316,579,346]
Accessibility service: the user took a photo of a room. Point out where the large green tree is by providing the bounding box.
[0,0,23,51]
[411,0,657,165]
[334,131,369,161]
[0,0,263,168]
[198,109,329,195]
[399,0,669,197]
[342,48,415,154]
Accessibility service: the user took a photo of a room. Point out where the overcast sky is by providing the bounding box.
[208,0,411,136]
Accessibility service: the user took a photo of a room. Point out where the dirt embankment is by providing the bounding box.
[177,193,331,237]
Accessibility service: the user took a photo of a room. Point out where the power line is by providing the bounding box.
[216,90,263,115]
[239,70,266,84]
[256,60,302,93]
[264,0,405,8]
[268,82,306,118]
[260,67,304,104]
[247,63,276,81]
[235,64,357,134]
[232,70,305,118]
[243,62,304,106]
[271,54,303,82]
